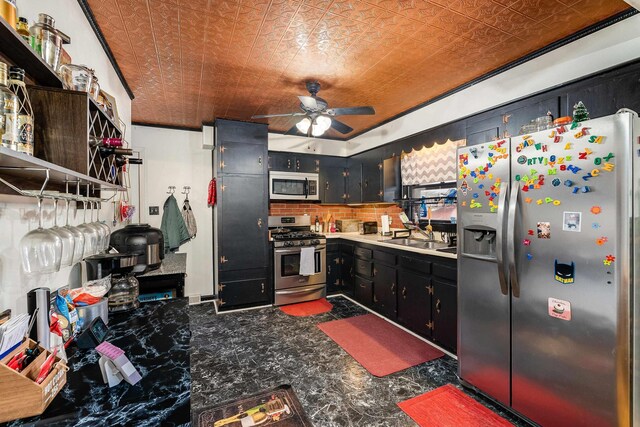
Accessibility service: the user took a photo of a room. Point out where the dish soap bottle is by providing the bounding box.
[419,196,427,218]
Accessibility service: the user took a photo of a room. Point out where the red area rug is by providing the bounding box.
[279,298,333,317]
[398,384,513,427]
[317,313,444,377]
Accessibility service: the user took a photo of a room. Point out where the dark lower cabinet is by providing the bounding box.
[327,251,342,294]
[397,270,432,339]
[341,253,354,296]
[219,278,269,308]
[218,269,271,309]
[336,240,458,354]
[355,276,373,307]
[373,263,396,320]
[432,278,457,353]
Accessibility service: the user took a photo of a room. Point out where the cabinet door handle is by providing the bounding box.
[426,284,433,295]
[373,267,377,276]
[287,159,291,169]
[220,256,228,264]
[402,286,407,298]
[258,156,262,164]
[326,181,330,190]
[261,283,265,293]
[328,265,331,274]
[360,283,366,288]
[257,218,263,228]
[373,295,378,303]
[436,299,441,313]
[390,282,395,293]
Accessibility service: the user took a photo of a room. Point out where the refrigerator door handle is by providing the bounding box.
[495,181,509,295]
[507,181,520,298]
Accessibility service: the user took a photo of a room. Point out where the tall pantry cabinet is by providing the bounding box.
[214,119,270,310]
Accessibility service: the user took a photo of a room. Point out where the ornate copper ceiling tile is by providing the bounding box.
[87,0,631,136]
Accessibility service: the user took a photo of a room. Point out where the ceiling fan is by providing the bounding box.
[251,81,375,137]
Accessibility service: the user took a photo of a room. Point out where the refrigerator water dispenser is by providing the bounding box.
[462,226,496,258]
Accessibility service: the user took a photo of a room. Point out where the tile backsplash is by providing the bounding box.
[269,202,404,227]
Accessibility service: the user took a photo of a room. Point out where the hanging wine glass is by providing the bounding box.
[62,196,85,264]
[89,200,107,253]
[49,197,76,267]
[96,201,111,251]
[20,197,63,274]
[77,199,99,257]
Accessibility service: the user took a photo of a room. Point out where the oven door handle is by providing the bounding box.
[274,245,326,254]
[276,284,326,295]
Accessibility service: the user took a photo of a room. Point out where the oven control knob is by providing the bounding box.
[310,239,320,245]
[284,241,293,247]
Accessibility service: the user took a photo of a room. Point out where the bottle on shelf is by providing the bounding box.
[0,0,16,30]
[98,146,133,157]
[8,67,34,155]
[0,61,19,152]
[16,17,30,42]
[314,215,320,232]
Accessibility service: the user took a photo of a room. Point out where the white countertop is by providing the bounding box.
[325,232,457,260]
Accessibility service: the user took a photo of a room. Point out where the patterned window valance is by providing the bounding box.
[401,139,466,185]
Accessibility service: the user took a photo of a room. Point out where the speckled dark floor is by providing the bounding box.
[189,296,529,426]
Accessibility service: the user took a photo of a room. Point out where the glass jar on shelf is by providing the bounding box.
[8,67,34,155]
[59,63,93,92]
[30,13,63,71]
[0,61,19,151]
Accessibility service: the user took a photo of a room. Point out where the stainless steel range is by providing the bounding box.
[269,216,326,306]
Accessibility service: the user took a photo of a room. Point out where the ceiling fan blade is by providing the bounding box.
[251,112,305,119]
[298,96,318,110]
[284,125,300,135]
[330,118,354,135]
[326,106,375,116]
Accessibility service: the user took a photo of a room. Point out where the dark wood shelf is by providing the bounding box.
[0,18,64,88]
[0,146,123,196]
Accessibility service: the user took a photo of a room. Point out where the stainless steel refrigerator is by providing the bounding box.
[456,111,639,426]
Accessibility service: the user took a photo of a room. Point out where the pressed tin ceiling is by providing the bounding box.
[86,0,631,138]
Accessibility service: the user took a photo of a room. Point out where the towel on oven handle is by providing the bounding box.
[299,247,316,276]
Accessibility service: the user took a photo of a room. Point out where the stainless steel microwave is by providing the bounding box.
[269,171,319,200]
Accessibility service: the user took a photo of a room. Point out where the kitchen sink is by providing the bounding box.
[384,238,448,250]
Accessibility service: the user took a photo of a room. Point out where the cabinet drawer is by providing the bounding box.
[355,276,373,307]
[355,258,373,277]
[354,246,372,260]
[433,262,457,282]
[400,255,432,275]
[374,250,396,266]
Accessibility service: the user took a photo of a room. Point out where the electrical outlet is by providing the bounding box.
[149,206,160,215]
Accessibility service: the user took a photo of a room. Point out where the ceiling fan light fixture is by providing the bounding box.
[311,123,325,137]
[296,117,311,133]
[316,115,332,131]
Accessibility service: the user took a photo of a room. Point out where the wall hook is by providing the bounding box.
[167,186,176,194]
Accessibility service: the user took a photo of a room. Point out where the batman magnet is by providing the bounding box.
[554,260,575,284]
